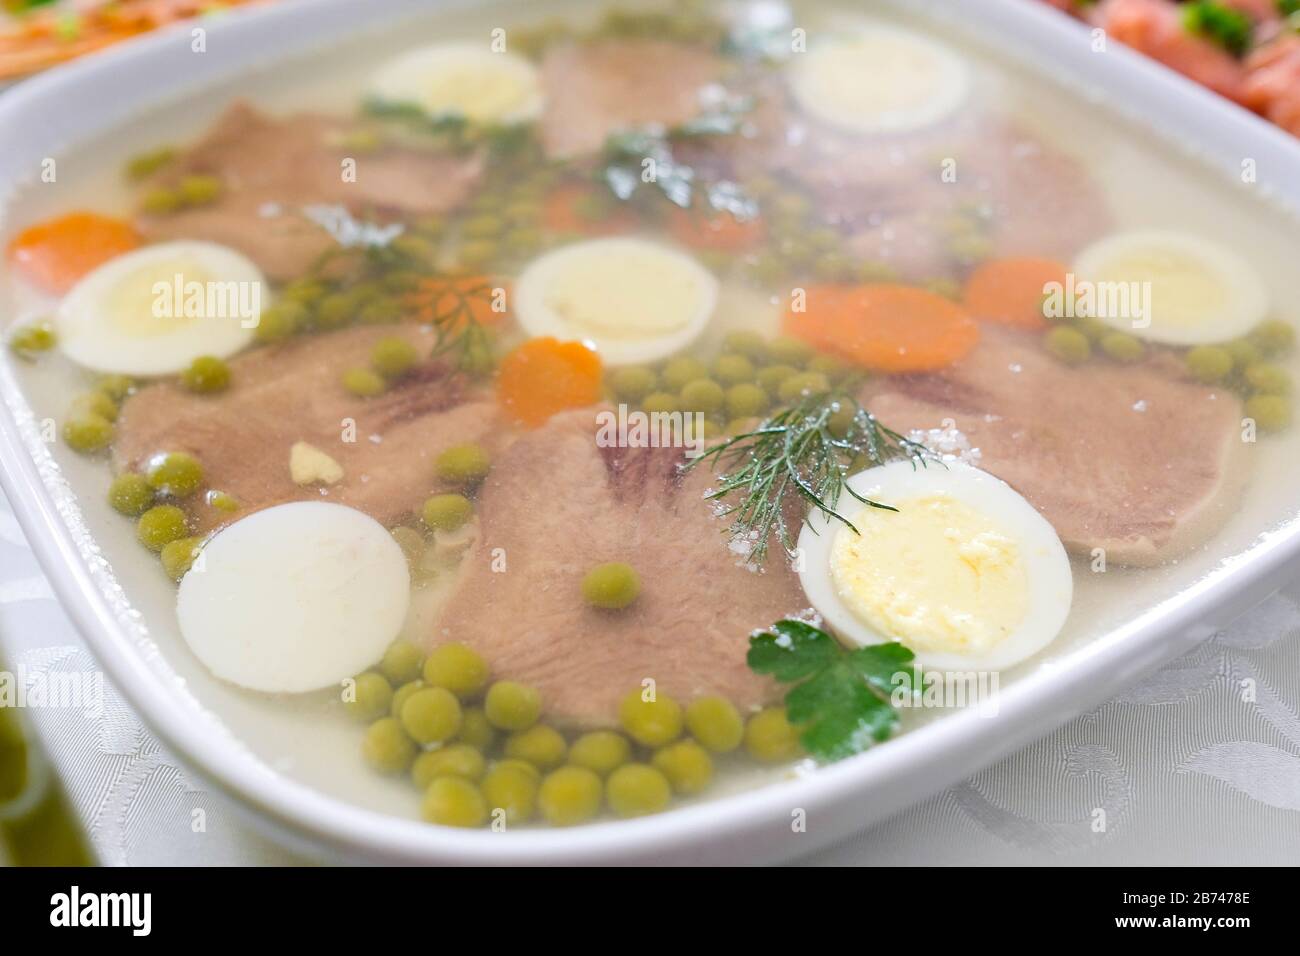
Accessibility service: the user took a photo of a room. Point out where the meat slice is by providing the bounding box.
[113,325,501,533]
[864,328,1247,566]
[538,39,723,158]
[428,409,805,727]
[136,102,485,280]
[1243,36,1300,137]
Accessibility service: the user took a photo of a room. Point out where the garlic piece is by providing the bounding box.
[290,441,344,486]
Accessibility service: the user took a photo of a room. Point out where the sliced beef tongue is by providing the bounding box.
[113,324,500,534]
[538,38,724,158]
[430,408,804,728]
[864,327,1247,566]
[135,102,485,280]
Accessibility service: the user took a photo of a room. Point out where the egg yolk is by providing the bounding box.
[829,493,1028,656]
[543,249,703,340]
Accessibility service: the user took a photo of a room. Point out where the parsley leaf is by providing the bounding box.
[747,620,918,762]
[1183,1,1254,58]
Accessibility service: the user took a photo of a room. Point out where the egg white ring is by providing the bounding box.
[176,502,411,694]
[55,240,263,376]
[1072,230,1269,346]
[796,460,1073,672]
[366,42,544,125]
[787,24,970,135]
[513,238,719,366]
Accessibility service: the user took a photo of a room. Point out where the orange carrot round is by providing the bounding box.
[7,212,141,293]
[962,257,1068,331]
[497,337,603,427]
[667,206,766,252]
[784,284,979,373]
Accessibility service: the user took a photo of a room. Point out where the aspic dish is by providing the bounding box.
[2,0,1300,854]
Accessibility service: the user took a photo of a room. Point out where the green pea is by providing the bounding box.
[339,128,382,153]
[381,271,423,295]
[124,146,176,180]
[481,760,538,824]
[1225,338,1262,369]
[342,367,387,398]
[379,640,424,685]
[370,336,418,378]
[71,391,119,422]
[1185,345,1233,384]
[435,443,490,485]
[421,776,487,828]
[160,536,203,581]
[507,227,543,254]
[712,354,755,386]
[756,363,798,394]
[641,391,678,415]
[1245,394,1291,432]
[652,739,714,794]
[746,252,786,284]
[136,505,187,552]
[568,731,631,776]
[412,744,486,788]
[504,725,567,770]
[62,414,114,453]
[459,238,498,269]
[766,336,815,366]
[1044,326,1091,366]
[399,686,462,745]
[462,215,504,239]
[423,643,489,697]
[1099,332,1144,364]
[146,452,204,497]
[362,717,416,774]
[722,330,768,360]
[661,356,709,391]
[1251,319,1295,357]
[312,294,355,330]
[345,672,393,722]
[581,561,641,610]
[422,493,473,532]
[180,355,231,393]
[619,689,682,747]
[254,302,305,343]
[108,473,155,517]
[744,707,802,762]
[389,679,425,720]
[946,233,993,265]
[605,763,672,818]
[280,277,330,306]
[777,371,831,403]
[680,378,724,414]
[725,383,768,420]
[685,695,744,753]
[807,354,849,381]
[609,366,658,403]
[858,260,899,283]
[538,766,603,826]
[458,707,496,751]
[139,188,181,215]
[177,174,223,206]
[484,680,542,731]
[813,253,855,283]
[1245,363,1291,395]
[96,374,135,402]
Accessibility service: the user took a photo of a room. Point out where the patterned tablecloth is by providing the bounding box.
[3,487,1299,866]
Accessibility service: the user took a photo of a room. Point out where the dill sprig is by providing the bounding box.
[686,391,933,566]
[404,275,498,376]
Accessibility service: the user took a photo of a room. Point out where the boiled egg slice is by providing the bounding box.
[176,502,410,694]
[796,461,1072,672]
[787,23,969,134]
[55,240,262,376]
[1071,231,1269,345]
[367,42,544,125]
[514,238,719,366]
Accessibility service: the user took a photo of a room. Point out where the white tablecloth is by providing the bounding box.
[3,488,1299,866]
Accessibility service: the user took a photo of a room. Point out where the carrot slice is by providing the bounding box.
[406,274,511,328]
[542,182,636,236]
[784,284,979,373]
[667,206,766,252]
[497,337,603,427]
[6,212,141,294]
[962,257,1068,331]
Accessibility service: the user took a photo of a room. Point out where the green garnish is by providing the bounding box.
[599,94,756,216]
[1279,0,1299,17]
[748,620,917,762]
[686,390,932,566]
[1183,1,1254,57]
